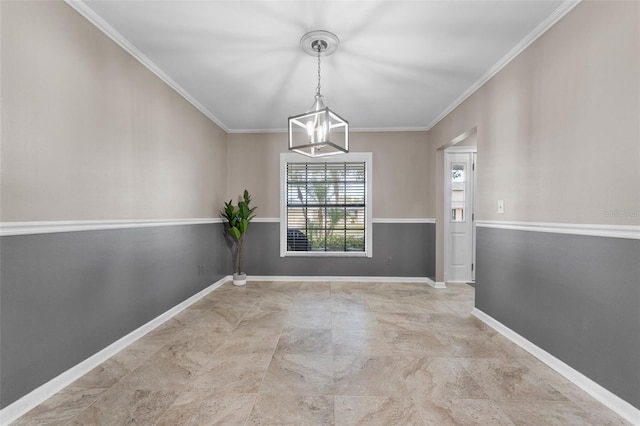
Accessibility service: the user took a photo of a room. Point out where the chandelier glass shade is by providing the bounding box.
[288,31,349,158]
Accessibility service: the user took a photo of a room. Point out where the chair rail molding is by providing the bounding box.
[252,217,436,224]
[0,219,221,237]
[475,220,639,240]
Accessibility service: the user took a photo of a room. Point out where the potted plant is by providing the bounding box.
[221,189,256,286]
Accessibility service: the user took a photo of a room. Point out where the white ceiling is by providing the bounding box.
[75,0,574,133]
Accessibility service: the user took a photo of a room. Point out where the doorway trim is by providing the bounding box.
[444,145,477,284]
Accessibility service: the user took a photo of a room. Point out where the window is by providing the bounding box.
[280,152,372,257]
[450,164,466,222]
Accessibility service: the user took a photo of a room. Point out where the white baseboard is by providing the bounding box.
[472,308,640,425]
[248,275,442,288]
[1,274,444,424]
[0,276,230,426]
[425,277,446,289]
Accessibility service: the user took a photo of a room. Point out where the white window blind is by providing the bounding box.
[280,153,372,257]
[280,152,373,257]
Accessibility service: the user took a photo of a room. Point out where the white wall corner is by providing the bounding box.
[425,277,446,289]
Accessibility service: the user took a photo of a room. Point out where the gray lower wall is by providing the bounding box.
[0,221,435,408]
[475,227,640,409]
[239,222,435,278]
[0,223,227,409]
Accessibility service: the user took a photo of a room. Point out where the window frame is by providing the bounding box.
[280,152,373,258]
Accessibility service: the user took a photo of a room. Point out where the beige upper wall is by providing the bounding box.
[1,1,227,222]
[3,1,635,228]
[226,131,433,219]
[430,0,639,226]
[429,0,639,282]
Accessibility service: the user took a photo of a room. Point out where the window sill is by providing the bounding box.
[281,251,371,258]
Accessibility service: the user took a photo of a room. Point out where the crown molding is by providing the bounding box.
[65,0,581,134]
[426,0,582,130]
[226,127,429,134]
[64,0,229,133]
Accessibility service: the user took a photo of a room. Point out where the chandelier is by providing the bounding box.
[288,30,349,157]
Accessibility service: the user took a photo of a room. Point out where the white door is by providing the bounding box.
[471,152,477,282]
[445,151,475,283]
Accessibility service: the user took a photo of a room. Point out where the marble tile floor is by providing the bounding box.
[12,281,631,425]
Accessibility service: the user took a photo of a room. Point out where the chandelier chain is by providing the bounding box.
[316,44,322,96]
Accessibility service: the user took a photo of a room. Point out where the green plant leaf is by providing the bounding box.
[222,190,257,270]
[229,227,241,241]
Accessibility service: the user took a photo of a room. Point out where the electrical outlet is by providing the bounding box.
[386,257,392,265]
[198,264,205,275]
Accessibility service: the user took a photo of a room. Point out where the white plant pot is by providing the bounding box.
[233,273,247,286]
